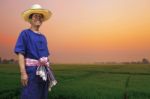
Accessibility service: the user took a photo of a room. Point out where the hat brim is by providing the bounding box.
[22,9,52,22]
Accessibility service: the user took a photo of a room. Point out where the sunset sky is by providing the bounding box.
[0,0,150,63]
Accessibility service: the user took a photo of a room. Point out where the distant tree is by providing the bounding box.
[2,59,9,64]
[0,57,1,63]
[142,58,149,64]
[131,61,137,64]
[9,59,15,63]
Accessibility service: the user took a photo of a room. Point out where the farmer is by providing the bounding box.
[14,4,57,99]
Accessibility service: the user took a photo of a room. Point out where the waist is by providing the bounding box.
[25,57,49,66]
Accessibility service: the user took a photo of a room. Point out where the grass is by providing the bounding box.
[0,64,150,99]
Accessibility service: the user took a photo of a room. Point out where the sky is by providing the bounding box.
[0,0,150,64]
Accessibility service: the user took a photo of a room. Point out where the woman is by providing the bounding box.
[14,4,57,99]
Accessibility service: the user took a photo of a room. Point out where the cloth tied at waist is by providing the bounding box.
[25,57,49,66]
[25,57,57,91]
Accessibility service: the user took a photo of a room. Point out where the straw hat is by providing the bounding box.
[22,4,52,22]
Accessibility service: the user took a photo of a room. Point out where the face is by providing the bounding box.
[29,13,44,26]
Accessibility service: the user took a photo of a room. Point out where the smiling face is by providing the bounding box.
[29,13,44,27]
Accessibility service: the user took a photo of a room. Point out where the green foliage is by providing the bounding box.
[0,64,150,99]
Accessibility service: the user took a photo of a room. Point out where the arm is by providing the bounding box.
[18,53,28,86]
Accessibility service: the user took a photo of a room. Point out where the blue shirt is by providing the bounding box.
[14,29,50,60]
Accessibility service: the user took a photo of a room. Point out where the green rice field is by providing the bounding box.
[0,64,150,99]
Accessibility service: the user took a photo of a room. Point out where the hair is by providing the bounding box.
[29,14,34,19]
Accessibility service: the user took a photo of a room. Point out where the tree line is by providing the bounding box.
[0,57,149,64]
[0,57,18,64]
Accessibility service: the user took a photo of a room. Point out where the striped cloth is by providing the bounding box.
[25,57,57,91]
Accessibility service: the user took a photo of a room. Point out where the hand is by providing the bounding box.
[21,73,28,87]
